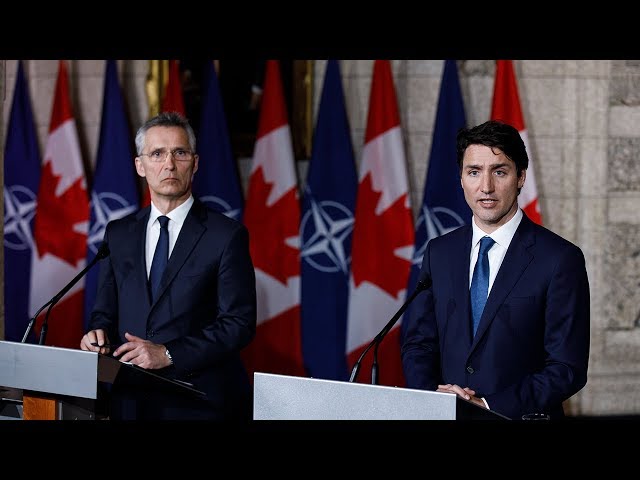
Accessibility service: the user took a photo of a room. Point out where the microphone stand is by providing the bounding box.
[22,243,110,345]
[21,299,52,343]
[349,273,432,384]
[38,303,56,345]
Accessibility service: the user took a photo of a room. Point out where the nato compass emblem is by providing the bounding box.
[4,184,37,251]
[300,195,354,275]
[200,195,241,221]
[412,205,466,267]
[87,191,137,254]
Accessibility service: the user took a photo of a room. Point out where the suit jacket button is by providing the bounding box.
[146,330,155,338]
[466,366,474,374]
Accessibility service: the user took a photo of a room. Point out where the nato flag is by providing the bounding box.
[300,60,358,380]
[84,60,139,330]
[402,60,471,339]
[4,61,42,342]
[193,61,244,221]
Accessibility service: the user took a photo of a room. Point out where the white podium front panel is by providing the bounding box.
[253,372,456,420]
[0,341,99,400]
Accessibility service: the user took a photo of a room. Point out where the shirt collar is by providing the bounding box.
[149,195,194,226]
[471,208,523,250]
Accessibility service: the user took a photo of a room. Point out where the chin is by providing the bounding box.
[481,212,511,227]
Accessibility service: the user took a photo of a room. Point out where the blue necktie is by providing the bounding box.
[470,236,495,336]
[149,215,169,302]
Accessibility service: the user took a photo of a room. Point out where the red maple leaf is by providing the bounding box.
[244,166,300,284]
[34,162,89,266]
[351,173,413,297]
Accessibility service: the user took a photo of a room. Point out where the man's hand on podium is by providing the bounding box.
[111,332,172,369]
[437,383,488,409]
[80,328,112,355]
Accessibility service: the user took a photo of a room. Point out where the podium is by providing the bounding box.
[0,340,204,420]
[253,372,510,420]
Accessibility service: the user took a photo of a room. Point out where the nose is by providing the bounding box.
[481,173,494,194]
[163,154,177,169]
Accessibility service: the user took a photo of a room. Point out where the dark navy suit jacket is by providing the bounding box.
[402,213,590,420]
[90,199,256,420]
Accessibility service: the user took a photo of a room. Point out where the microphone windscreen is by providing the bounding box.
[97,242,110,259]
[417,270,432,290]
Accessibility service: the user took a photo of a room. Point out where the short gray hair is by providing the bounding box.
[134,111,196,155]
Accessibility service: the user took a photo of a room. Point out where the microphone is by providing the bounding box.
[349,270,432,384]
[21,242,110,345]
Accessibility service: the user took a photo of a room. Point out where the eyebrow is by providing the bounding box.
[149,146,189,150]
[465,162,512,170]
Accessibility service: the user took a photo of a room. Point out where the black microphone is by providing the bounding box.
[21,242,110,345]
[349,270,432,384]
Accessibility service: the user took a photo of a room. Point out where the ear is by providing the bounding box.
[135,157,146,178]
[192,154,199,175]
[518,169,527,190]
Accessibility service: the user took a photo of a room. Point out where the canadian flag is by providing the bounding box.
[242,60,305,377]
[161,60,186,114]
[347,60,414,386]
[142,59,185,207]
[491,60,543,225]
[29,60,90,348]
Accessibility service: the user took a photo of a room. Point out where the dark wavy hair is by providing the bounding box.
[456,120,528,177]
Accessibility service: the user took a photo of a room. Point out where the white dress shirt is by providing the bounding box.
[145,196,194,279]
[469,208,523,294]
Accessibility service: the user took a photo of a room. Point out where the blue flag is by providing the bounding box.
[3,61,41,342]
[300,60,358,381]
[403,60,471,337]
[84,60,139,330]
[193,61,244,220]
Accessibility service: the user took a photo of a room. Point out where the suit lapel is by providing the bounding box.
[471,215,535,349]
[451,226,474,347]
[130,207,151,318]
[151,201,206,307]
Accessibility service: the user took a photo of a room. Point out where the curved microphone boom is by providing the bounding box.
[21,242,110,345]
[349,270,432,384]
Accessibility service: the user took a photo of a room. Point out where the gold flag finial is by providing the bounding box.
[145,60,169,118]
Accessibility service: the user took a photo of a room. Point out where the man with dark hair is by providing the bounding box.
[402,120,590,420]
